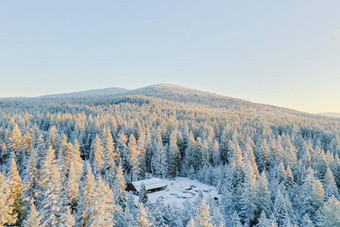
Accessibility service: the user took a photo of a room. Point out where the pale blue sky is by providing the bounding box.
[1,0,340,113]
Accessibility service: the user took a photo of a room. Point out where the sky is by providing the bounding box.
[1,0,340,114]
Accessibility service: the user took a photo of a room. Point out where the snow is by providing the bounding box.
[133,177,219,207]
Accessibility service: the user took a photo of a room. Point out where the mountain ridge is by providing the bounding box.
[0,84,336,119]
[319,112,340,118]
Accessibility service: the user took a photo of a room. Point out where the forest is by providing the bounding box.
[0,84,339,227]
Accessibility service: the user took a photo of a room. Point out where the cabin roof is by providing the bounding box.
[130,178,167,192]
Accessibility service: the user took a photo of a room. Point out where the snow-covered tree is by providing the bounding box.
[0,171,15,226]
[317,196,340,227]
[23,148,39,204]
[137,203,151,227]
[24,200,42,227]
[7,156,24,226]
[112,164,127,210]
[90,135,104,177]
[128,134,138,181]
[88,176,116,226]
[323,168,338,200]
[139,183,148,204]
[77,163,96,226]
[195,199,213,227]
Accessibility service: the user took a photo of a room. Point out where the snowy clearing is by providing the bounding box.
[133,177,219,207]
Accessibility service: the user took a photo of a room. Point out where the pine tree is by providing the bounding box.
[186,218,196,227]
[9,123,22,153]
[195,199,213,227]
[23,148,39,204]
[301,214,313,227]
[102,127,115,171]
[256,171,272,219]
[167,131,180,178]
[151,136,166,178]
[128,134,138,181]
[229,211,242,227]
[219,128,229,165]
[38,146,75,226]
[112,164,127,210]
[23,132,33,152]
[91,135,104,176]
[7,156,24,226]
[67,160,80,213]
[240,161,257,225]
[72,139,84,180]
[77,163,96,226]
[139,183,148,203]
[137,132,146,179]
[88,176,116,226]
[37,146,56,205]
[48,125,60,151]
[257,210,271,227]
[137,203,151,227]
[317,196,340,227]
[0,171,14,226]
[24,200,42,227]
[212,139,220,166]
[323,168,338,200]
[273,189,289,227]
[299,167,325,221]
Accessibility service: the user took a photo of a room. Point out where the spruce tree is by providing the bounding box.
[88,176,116,226]
[137,203,151,227]
[139,183,148,204]
[317,196,340,227]
[7,157,24,226]
[77,163,96,226]
[128,134,138,181]
[323,168,338,200]
[195,199,213,227]
[24,200,42,227]
[0,171,14,226]
[113,164,127,210]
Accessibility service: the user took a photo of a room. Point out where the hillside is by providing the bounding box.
[320,112,340,118]
[4,84,327,120]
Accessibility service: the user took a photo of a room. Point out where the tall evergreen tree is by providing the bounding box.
[77,163,96,227]
[317,196,340,227]
[24,200,42,227]
[88,176,116,226]
[195,199,213,227]
[7,156,24,226]
[112,164,127,210]
[128,134,138,182]
[139,183,148,204]
[137,203,151,227]
[0,171,15,226]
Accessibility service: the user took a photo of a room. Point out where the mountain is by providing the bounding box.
[30,83,316,118]
[319,112,340,118]
[0,84,334,120]
[40,87,130,98]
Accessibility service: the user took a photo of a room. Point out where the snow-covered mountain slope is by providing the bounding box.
[39,87,130,98]
[0,84,335,120]
[27,83,323,119]
[320,112,340,118]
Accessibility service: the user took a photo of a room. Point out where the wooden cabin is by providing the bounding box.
[127,178,167,195]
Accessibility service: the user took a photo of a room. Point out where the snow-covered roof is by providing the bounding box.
[131,178,167,192]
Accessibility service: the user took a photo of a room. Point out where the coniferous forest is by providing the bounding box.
[0,84,339,227]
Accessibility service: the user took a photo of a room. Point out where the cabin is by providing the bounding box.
[127,178,168,195]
